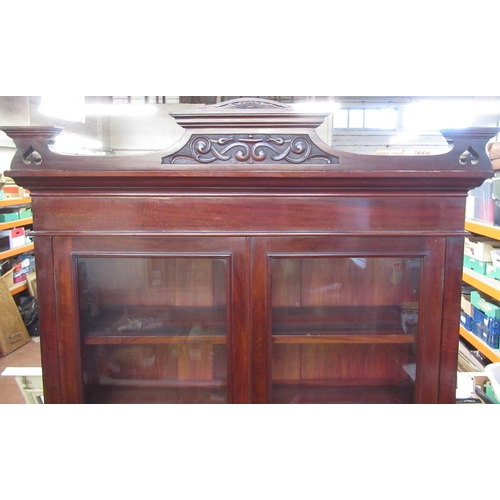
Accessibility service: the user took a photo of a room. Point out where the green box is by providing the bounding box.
[0,212,20,222]
[471,290,500,319]
[486,262,500,280]
[464,254,487,275]
[18,208,32,219]
[485,382,500,404]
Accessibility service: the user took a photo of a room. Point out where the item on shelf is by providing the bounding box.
[464,254,487,275]
[461,293,473,316]
[485,262,500,280]
[0,210,20,223]
[490,249,500,268]
[0,227,26,250]
[484,362,500,400]
[0,267,14,289]
[12,262,26,284]
[487,142,500,171]
[466,179,494,223]
[484,382,499,403]
[458,340,487,372]
[456,372,483,402]
[0,277,31,356]
[26,271,37,298]
[0,172,14,189]
[460,311,474,332]
[464,236,500,262]
[461,301,500,351]
[401,302,419,334]
[470,290,500,319]
[9,227,25,249]
[18,207,32,219]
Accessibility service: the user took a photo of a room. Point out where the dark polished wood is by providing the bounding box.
[2,98,498,404]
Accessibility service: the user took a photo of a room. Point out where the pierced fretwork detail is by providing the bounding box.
[459,146,480,165]
[22,146,43,165]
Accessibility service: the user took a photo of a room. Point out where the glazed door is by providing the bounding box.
[251,236,448,404]
[51,236,249,404]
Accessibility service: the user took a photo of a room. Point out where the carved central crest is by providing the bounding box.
[163,134,339,165]
[203,98,291,111]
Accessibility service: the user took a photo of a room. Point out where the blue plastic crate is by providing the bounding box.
[460,311,474,331]
[472,306,500,334]
[473,320,500,348]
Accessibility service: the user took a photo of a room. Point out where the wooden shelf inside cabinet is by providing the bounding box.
[0,196,31,208]
[459,325,500,362]
[273,334,416,344]
[0,242,34,260]
[87,384,228,404]
[84,334,227,345]
[0,217,33,231]
[272,382,414,404]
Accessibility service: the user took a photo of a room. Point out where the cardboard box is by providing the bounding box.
[464,237,500,262]
[486,262,500,280]
[26,271,37,298]
[0,228,26,249]
[18,207,32,219]
[9,227,25,248]
[461,293,473,316]
[0,211,20,223]
[0,268,14,289]
[0,278,31,356]
[471,290,500,319]
[464,254,487,275]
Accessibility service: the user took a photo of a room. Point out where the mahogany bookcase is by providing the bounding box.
[2,98,497,403]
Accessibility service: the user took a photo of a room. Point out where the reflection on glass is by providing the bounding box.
[77,257,227,403]
[270,257,421,403]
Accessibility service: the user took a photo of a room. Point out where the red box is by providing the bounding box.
[8,227,25,249]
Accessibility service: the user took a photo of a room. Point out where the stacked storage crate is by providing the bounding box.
[462,142,500,363]
[462,237,500,349]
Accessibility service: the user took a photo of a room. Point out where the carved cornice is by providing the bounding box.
[169,98,330,129]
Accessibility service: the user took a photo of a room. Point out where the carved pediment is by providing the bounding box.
[162,98,339,165]
[164,134,339,165]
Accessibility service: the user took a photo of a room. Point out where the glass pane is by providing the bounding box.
[77,257,228,403]
[270,256,421,403]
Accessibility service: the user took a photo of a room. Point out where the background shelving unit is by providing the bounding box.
[0,195,33,297]
[462,219,500,363]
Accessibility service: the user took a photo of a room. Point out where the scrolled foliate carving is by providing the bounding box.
[211,99,290,111]
[163,134,339,165]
